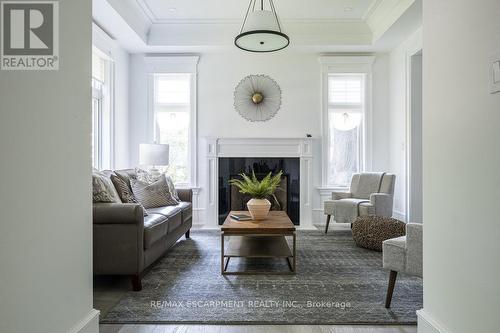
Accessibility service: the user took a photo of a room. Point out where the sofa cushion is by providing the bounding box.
[166,212,183,233]
[143,214,169,249]
[177,201,192,223]
[147,206,182,219]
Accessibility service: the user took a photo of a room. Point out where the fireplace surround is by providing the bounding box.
[205,138,314,228]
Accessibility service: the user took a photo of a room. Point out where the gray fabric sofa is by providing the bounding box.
[93,169,192,291]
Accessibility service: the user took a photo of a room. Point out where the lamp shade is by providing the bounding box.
[139,144,169,166]
[235,0,289,53]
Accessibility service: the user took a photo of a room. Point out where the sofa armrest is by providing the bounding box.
[332,191,352,200]
[405,223,423,277]
[93,203,145,276]
[93,203,144,225]
[369,193,393,217]
[177,188,193,203]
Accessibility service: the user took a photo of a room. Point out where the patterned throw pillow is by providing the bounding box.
[130,174,179,209]
[164,175,180,201]
[135,168,180,201]
[110,175,148,216]
[92,171,121,203]
[135,167,161,183]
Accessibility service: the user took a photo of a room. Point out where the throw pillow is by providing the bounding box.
[164,175,180,201]
[111,174,148,216]
[92,171,121,203]
[130,174,179,209]
[135,167,161,183]
[135,168,180,201]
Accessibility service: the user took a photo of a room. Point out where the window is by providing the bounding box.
[153,73,192,185]
[327,74,366,186]
[91,48,113,170]
[91,51,106,169]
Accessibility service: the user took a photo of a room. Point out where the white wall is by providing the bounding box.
[389,27,422,220]
[129,50,391,225]
[0,1,98,333]
[419,1,500,332]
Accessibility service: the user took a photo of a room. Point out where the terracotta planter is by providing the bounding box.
[247,198,271,221]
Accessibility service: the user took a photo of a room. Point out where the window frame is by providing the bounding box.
[145,56,199,188]
[92,78,103,169]
[319,56,375,188]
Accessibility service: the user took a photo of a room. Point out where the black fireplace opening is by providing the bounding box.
[218,157,300,225]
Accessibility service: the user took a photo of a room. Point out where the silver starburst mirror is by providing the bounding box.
[234,74,282,122]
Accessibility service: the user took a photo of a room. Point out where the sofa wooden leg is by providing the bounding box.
[131,274,142,291]
[185,229,190,239]
[325,215,331,234]
[385,270,398,308]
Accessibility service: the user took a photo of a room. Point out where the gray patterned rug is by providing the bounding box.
[101,229,422,325]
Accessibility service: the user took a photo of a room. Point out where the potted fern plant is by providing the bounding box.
[229,170,283,221]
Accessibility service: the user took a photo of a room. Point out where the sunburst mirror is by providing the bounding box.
[234,74,282,122]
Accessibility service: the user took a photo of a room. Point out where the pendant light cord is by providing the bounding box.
[269,0,282,32]
[239,0,254,34]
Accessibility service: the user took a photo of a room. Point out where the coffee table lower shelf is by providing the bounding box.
[221,234,296,275]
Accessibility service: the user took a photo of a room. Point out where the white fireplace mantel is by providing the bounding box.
[204,137,315,229]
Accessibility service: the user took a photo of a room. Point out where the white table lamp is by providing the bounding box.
[139,144,169,176]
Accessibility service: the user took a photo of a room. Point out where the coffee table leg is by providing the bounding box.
[293,232,296,272]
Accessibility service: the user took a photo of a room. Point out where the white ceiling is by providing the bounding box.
[94,0,421,53]
[138,0,381,22]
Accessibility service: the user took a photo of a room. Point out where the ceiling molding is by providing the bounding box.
[147,21,372,48]
[361,0,384,21]
[136,0,374,25]
[366,0,417,42]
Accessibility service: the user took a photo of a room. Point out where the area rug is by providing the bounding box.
[101,229,422,324]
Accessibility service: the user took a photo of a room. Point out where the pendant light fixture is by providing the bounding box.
[235,0,290,52]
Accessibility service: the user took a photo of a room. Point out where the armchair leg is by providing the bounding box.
[131,274,142,291]
[325,215,331,234]
[185,229,190,239]
[385,270,398,308]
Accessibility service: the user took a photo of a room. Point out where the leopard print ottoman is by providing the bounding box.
[351,216,406,252]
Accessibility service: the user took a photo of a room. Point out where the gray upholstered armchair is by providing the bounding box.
[383,223,423,308]
[323,173,396,233]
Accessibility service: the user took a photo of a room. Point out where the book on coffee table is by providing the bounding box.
[230,214,252,221]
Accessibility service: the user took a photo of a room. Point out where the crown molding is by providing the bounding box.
[366,0,417,42]
[136,0,374,25]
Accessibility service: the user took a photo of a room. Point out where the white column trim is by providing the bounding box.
[417,309,453,333]
[68,309,99,333]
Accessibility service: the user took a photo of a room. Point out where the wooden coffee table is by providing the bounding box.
[221,211,296,275]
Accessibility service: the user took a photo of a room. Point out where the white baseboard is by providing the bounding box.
[417,309,452,333]
[393,210,406,222]
[69,309,99,333]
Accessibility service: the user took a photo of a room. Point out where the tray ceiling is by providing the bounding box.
[137,0,381,23]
